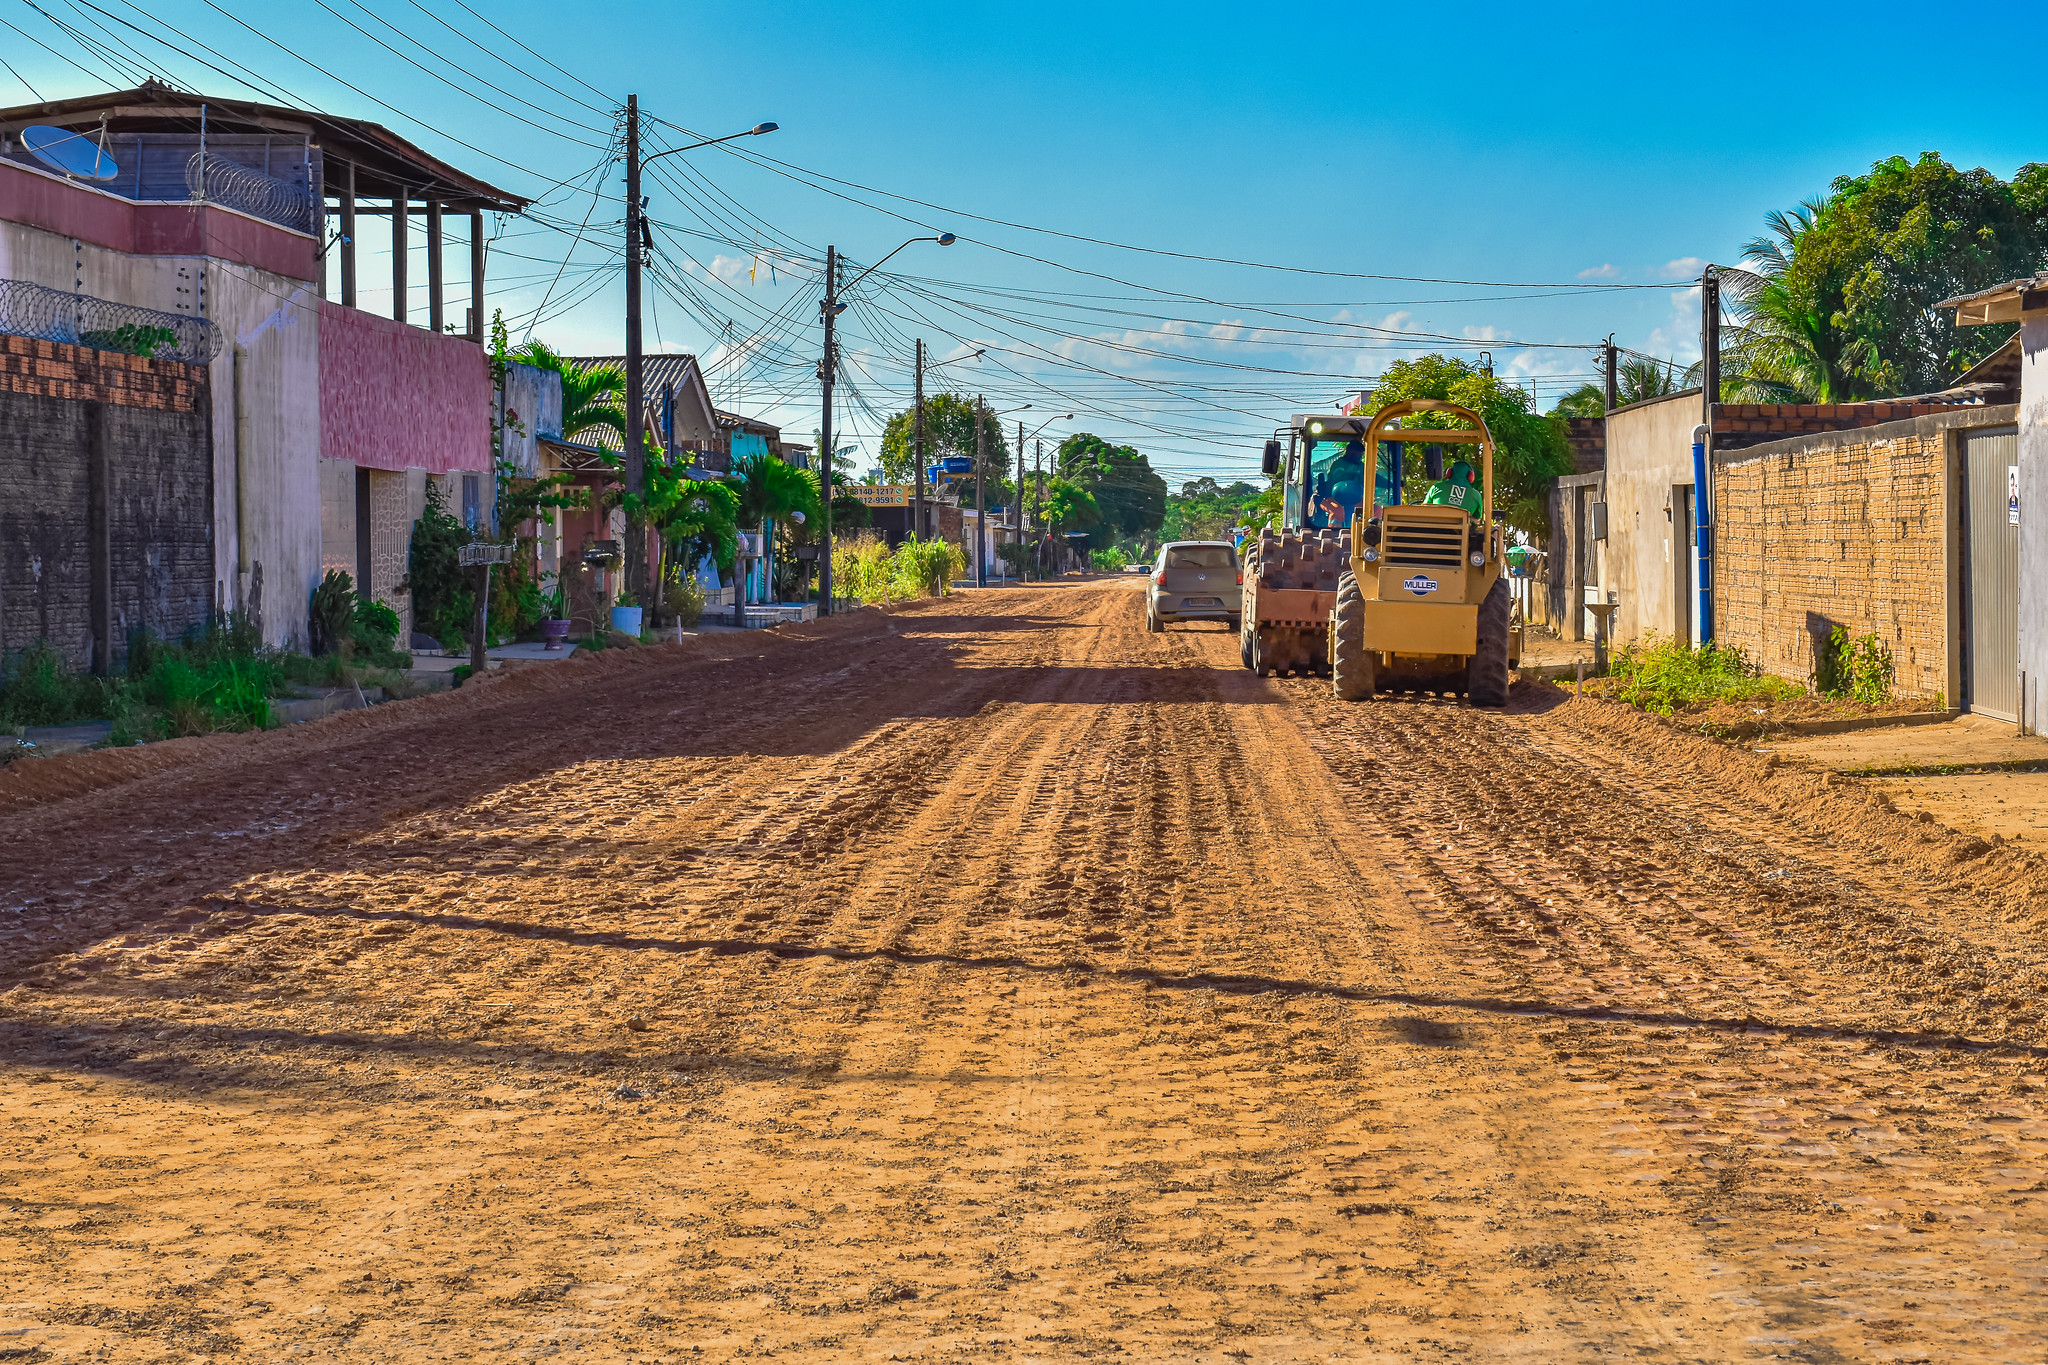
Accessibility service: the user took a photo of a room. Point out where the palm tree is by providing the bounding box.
[509,340,626,443]
[1552,358,1680,417]
[727,452,821,610]
[1693,200,1867,404]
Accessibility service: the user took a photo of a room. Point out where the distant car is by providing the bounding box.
[1146,540,1242,631]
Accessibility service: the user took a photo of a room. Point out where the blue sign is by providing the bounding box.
[941,456,974,474]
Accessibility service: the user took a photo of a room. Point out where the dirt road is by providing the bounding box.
[6,580,2048,1362]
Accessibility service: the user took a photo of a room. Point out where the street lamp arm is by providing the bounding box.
[1025,413,1074,443]
[841,233,958,295]
[644,122,777,166]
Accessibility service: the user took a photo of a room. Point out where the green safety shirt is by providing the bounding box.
[1421,478,1483,516]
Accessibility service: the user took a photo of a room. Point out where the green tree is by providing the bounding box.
[508,339,627,443]
[1055,433,1166,549]
[877,392,1011,502]
[1363,355,1574,536]
[1163,477,1265,541]
[1553,357,1686,417]
[1037,475,1100,538]
[1715,155,2048,400]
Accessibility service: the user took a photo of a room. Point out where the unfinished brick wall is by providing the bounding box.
[0,334,212,672]
[1713,422,1948,698]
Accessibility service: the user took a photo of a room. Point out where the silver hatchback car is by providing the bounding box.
[1146,540,1242,631]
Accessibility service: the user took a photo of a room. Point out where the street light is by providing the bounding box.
[912,345,985,542]
[623,107,777,613]
[973,402,1030,587]
[645,122,778,165]
[819,233,957,616]
[1018,412,1073,549]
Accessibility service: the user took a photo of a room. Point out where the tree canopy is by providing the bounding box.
[1361,355,1574,536]
[1552,357,1685,417]
[1717,154,2048,401]
[1163,477,1265,542]
[1055,433,1166,549]
[877,392,1011,497]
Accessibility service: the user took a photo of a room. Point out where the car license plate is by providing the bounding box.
[1181,597,1221,607]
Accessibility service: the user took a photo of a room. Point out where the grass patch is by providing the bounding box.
[1605,633,1805,717]
[0,615,415,745]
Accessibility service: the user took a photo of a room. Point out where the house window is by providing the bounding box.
[462,474,482,531]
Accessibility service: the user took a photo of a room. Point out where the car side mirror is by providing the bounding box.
[1261,440,1281,476]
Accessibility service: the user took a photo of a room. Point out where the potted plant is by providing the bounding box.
[610,588,643,639]
[540,578,572,650]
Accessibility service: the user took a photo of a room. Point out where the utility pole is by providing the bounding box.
[1602,334,1617,412]
[623,94,647,608]
[1701,267,1720,426]
[913,338,925,542]
[818,245,838,614]
[975,394,987,588]
[1014,418,1025,581]
[1034,437,1043,576]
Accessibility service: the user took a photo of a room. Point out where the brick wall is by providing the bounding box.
[1565,416,1605,474]
[1711,406,2015,699]
[0,334,212,671]
[1713,400,1976,453]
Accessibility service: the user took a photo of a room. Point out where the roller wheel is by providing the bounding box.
[1250,626,1280,677]
[1331,570,1374,702]
[1466,576,1511,708]
[1239,612,1255,669]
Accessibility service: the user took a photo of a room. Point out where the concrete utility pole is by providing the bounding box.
[1603,335,1617,412]
[1015,418,1025,579]
[974,395,987,588]
[913,338,925,541]
[1701,267,1720,426]
[623,94,646,607]
[819,245,838,614]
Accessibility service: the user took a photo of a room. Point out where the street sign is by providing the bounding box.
[457,542,513,566]
[848,484,911,508]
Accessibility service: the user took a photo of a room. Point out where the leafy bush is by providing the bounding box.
[662,568,706,628]
[1090,545,1131,572]
[310,570,355,656]
[1816,625,1894,703]
[826,535,961,604]
[996,541,1035,579]
[1608,633,1804,715]
[0,642,108,726]
[400,482,475,646]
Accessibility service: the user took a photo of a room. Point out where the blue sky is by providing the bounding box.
[4,0,2042,485]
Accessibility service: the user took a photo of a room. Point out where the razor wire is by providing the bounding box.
[186,153,318,235]
[0,278,224,364]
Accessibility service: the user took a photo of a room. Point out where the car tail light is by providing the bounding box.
[1235,570,1243,585]
[1154,570,1167,587]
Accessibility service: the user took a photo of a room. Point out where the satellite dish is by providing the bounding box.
[20,125,119,181]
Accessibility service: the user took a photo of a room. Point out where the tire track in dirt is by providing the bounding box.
[1280,673,2048,1361]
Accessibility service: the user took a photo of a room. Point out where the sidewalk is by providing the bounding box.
[1766,712,2048,852]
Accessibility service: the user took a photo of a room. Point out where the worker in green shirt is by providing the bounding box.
[1422,459,1484,516]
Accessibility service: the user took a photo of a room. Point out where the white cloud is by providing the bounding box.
[1660,257,1707,280]
[1577,264,1623,280]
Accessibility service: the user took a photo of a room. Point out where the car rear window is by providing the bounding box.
[1167,546,1234,570]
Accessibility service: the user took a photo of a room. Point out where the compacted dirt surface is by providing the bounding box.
[8,580,2048,1363]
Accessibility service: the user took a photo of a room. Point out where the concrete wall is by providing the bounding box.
[0,336,212,671]
[1712,406,2016,700]
[2018,314,2048,725]
[1601,390,1704,646]
[0,199,323,653]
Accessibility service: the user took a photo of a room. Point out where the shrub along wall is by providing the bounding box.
[0,334,213,674]
[1711,405,2013,699]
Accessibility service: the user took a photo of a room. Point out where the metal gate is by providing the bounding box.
[1964,428,2020,721]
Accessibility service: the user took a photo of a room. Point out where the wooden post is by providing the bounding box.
[469,209,486,342]
[391,187,408,323]
[426,200,444,334]
[340,162,356,309]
